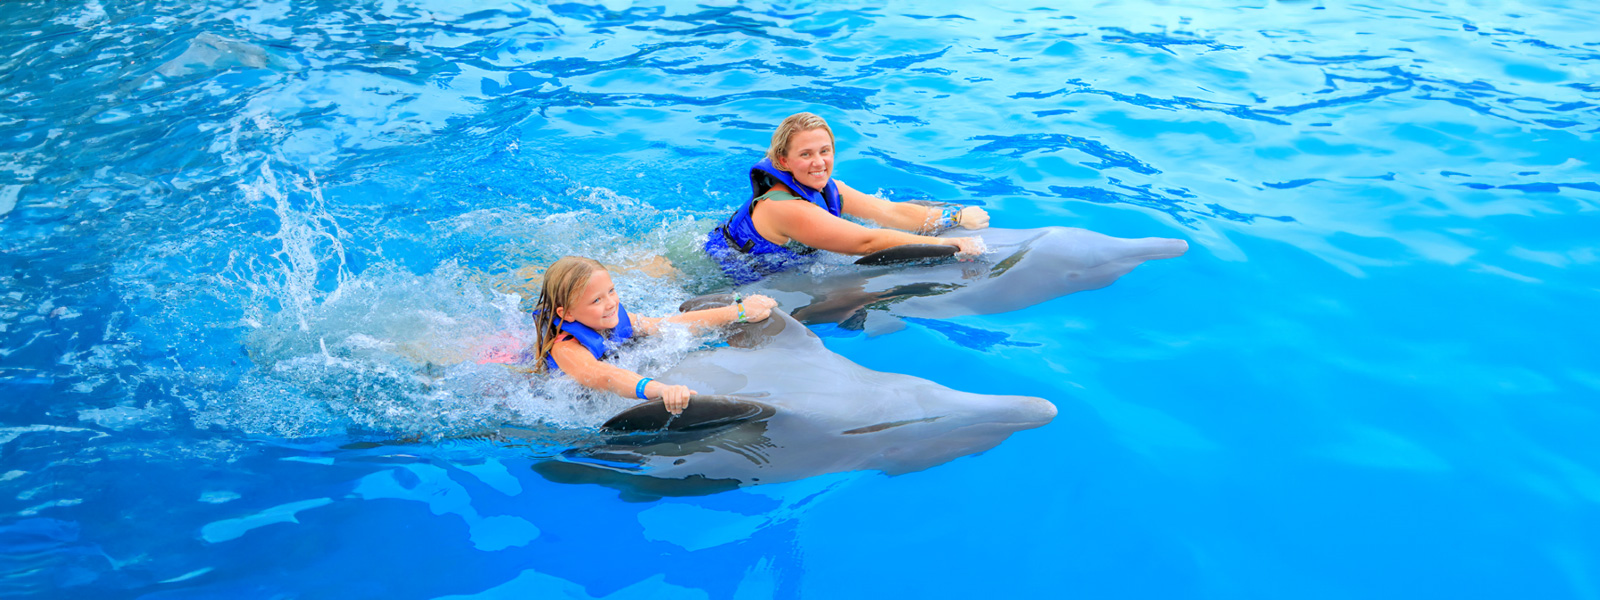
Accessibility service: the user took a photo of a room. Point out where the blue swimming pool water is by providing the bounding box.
[4,0,1598,597]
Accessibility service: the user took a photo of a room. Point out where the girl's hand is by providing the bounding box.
[653,383,695,415]
[737,295,778,323]
[958,206,990,229]
[947,236,984,257]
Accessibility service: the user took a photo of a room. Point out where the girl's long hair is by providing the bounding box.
[530,256,605,373]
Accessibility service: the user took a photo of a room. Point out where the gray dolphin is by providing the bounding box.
[749,226,1188,328]
[531,307,1057,500]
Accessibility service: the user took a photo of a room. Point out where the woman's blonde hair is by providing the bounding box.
[530,256,606,373]
[765,112,835,169]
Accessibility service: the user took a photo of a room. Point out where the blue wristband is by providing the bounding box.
[635,377,653,400]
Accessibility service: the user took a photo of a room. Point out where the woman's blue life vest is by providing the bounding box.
[540,304,636,374]
[703,158,845,283]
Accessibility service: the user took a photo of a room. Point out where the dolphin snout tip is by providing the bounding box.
[1020,397,1057,426]
[1129,236,1188,260]
[1039,399,1058,422]
[1161,238,1189,258]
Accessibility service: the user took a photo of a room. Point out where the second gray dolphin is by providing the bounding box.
[746,226,1188,328]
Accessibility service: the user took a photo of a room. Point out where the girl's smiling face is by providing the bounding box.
[775,127,834,191]
[555,269,621,330]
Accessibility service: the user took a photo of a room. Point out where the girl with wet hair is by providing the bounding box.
[705,111,992,283]
[531,256,777,414]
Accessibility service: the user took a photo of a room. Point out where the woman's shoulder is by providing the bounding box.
[757,184,804,201]
[758,189,830,212]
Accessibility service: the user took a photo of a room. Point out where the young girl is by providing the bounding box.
[531,256,777,415]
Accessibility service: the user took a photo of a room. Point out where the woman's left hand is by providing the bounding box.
[958,206,990,229]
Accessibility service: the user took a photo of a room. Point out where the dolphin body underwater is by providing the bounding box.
[529,305,1058,500]
[745,226,1190,330]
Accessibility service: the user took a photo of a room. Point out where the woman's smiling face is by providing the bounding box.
[776,127,834,191]
[556,269,621,330]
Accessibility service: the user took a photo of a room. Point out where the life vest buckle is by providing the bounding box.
[719,224,755,254]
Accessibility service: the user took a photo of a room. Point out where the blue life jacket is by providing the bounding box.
[703,158,844,282]
[543,304,635,373]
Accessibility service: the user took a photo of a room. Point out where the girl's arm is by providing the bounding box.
[835,179,990,232]
[550,340,695,413]
[632,296,779,336]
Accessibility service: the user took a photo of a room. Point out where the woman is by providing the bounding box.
[530,256,777,415]
[704,112,990,283]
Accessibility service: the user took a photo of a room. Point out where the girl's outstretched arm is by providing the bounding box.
[550,341,695,414]
[631,295,779,335]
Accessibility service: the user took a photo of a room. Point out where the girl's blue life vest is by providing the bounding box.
[540,304,635,373]
[713,158,844,256]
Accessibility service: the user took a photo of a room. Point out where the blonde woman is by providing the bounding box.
[705,111,991,283]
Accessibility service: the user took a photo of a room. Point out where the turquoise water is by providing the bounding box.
[3,0,1598,597]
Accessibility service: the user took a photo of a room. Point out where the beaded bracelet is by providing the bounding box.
[635,377,653,400]
[937,206,962,231]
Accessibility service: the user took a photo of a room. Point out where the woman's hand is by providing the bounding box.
[958,206,990,229]
[737,294,778,323]
[947,236,984,257]
[649,382,696,415]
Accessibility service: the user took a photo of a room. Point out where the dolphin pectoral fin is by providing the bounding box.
[854,244,958,266]
[601,395,775,433]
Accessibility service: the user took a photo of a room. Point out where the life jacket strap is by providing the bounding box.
[719,223,755,253]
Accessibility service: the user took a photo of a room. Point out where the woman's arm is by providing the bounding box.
[835,179,990,232]
[758,199,982,256]
[550,340,695,413]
